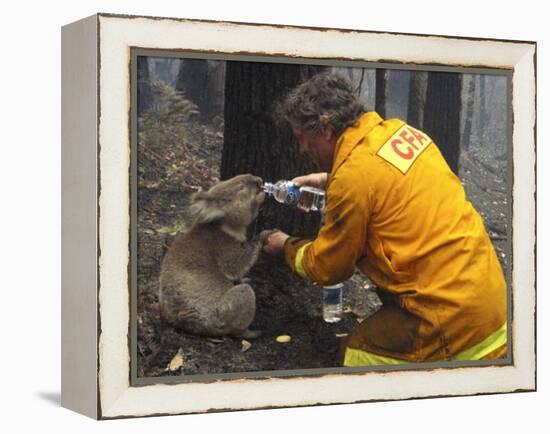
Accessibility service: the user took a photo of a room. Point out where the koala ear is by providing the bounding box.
[189,197,225,226]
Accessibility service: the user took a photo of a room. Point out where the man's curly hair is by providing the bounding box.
[274,72,367,138]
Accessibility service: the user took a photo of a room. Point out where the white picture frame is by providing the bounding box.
[61,13,536,419]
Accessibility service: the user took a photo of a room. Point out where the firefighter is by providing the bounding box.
[262,73,507,366]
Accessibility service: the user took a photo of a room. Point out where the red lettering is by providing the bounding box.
[391,139,414,159]
[399,129,419,150]
[408,127,428,145]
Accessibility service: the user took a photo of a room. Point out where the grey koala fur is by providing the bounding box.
[159,174,270,339]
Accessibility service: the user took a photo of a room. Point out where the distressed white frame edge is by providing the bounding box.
[61,14,99,419]
[95,14,536,419]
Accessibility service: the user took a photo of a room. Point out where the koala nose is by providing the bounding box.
[252,176,263,188]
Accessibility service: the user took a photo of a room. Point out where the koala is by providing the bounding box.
[159,174,269,339]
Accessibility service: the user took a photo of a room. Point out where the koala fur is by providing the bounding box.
[159,174,268,339]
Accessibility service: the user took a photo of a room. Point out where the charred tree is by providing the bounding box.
[356,69,366,97]
[349,68,366,97]
[423,71,462,174]
[375,69,389,118]
[222,62,324,238]
[407,71,428,129]
[479,74,488,127]
[389,70,410,120]
[176,59,225,122]
[137,56,152,115]
[478,74,492,147]
[461,75,477,150]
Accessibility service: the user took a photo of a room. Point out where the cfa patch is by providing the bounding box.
[376,124,432,174]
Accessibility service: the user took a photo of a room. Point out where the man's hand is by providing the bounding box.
[259,229,278,244]
[262,230,290,255]
[291,172,328,190]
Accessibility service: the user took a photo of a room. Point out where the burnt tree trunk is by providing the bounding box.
[407,71,428,129]
[423,71,462,174]
[222,62,324,238]
[478,74,490,145]
[176,59,225,122]
[137,56,152,115]
[375,69,389,118]
[352,69,366,97]
[479,74,488,124]
[461,75,476,150]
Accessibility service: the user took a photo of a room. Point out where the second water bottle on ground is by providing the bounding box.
[323,283,343,323]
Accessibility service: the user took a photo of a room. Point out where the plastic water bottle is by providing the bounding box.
[322,283,343,323]
[263,180,325,212]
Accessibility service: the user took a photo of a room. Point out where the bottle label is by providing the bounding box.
[285,184,301,205]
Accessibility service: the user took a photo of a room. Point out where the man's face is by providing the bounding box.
[291,123,337,172]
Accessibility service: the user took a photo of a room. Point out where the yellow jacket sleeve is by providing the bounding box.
[284,166,371,285]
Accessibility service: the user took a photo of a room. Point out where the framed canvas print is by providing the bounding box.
[61,13,536,419]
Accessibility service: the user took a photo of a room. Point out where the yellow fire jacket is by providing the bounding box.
[284,112,507,363]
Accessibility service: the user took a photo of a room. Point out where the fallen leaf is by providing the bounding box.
[207,337,224,343]
[335,333,348,338]
[156,221,186,236]
[276,335,291,343]
[167,348,185,372]
[356,317,366,323]
[142,181,160,189]
[241,340,252,352]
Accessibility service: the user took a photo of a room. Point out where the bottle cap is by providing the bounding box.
[323,283,344,289]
